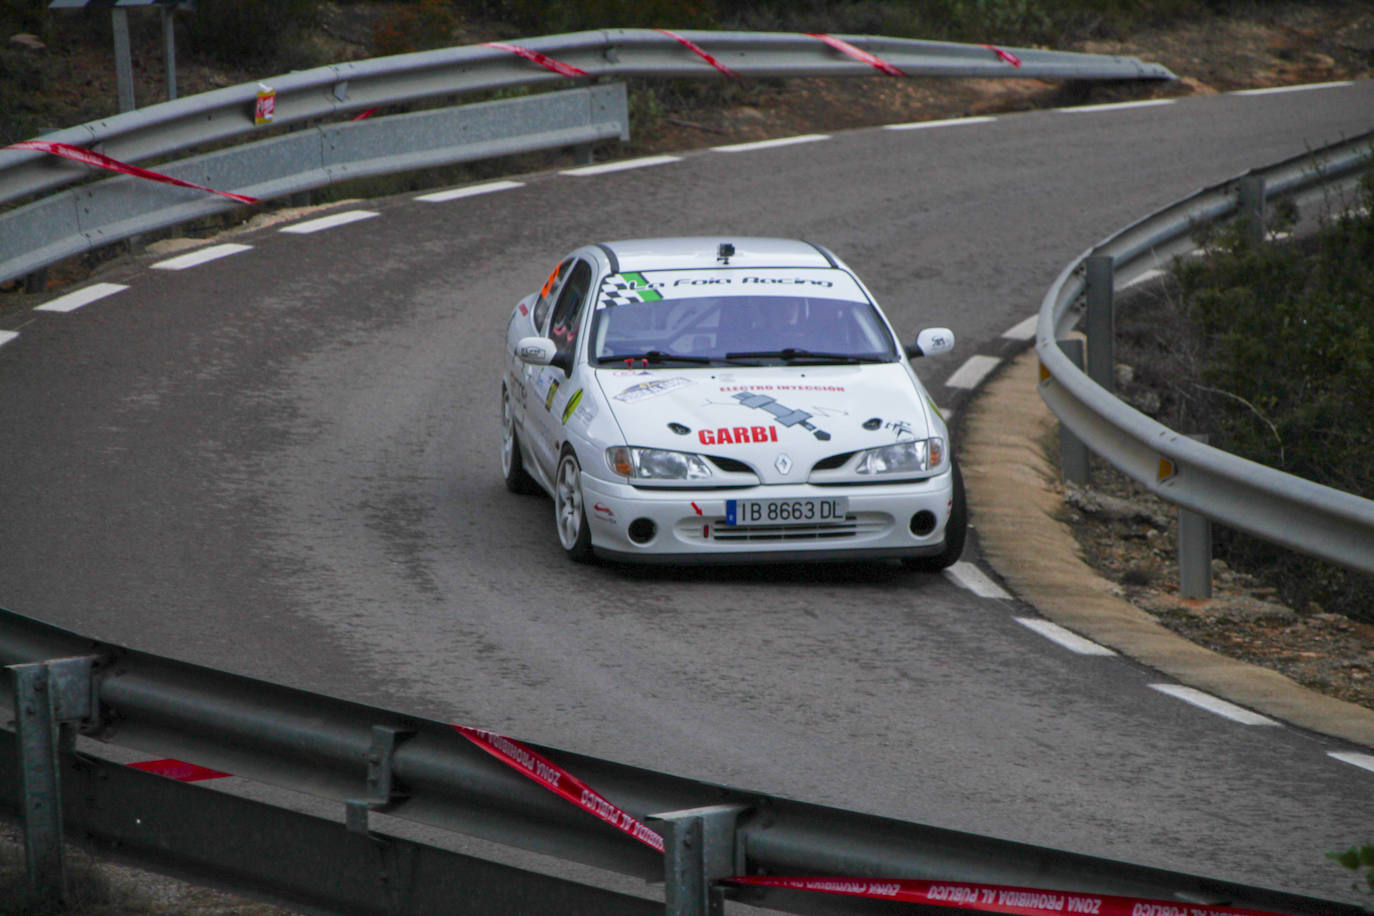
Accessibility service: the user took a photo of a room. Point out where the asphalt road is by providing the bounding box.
[2,79,1371,903]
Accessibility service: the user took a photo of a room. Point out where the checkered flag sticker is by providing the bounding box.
[599,272,664,308]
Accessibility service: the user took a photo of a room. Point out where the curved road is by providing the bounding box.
[2,80,1371,902]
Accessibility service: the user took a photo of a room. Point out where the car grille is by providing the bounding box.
[676,515,889,543]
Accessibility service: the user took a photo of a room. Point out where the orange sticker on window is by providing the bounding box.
[540,262,564,298]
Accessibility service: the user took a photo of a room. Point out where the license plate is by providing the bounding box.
[725,497,848,526]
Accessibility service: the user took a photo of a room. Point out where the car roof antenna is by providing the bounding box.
[717,242,734,264]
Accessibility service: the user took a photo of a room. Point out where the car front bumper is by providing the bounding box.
[579,468,956,564]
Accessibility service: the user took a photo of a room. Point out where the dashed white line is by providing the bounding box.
[279,210,379,234]
[884,115,996,131]
[1329,752,1374,774]
[712,134,829,153]
[1150,684,1279,725]
[1058,99,1176,114]
[35,282,129,313]
[1233,81,1353,96]
[947,562,1012,599]
[1016,618,1116,656]
[1002,314,1038,341]
[416,180,525,202]
[0,330,18,347]
[561,155,681,176]
[151,243,252,271]
[944,354,1001,389]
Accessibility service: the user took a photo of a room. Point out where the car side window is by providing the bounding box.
[548,259,592,361]
[534,258,573,332]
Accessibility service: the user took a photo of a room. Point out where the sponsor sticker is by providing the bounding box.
[614,377,693,403]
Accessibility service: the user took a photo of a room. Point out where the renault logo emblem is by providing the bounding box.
[775,453,793,475]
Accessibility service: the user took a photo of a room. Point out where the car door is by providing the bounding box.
[527,256,595,481]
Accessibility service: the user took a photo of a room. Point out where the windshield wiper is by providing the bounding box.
[597,350,713,365]
[724,348,886,363]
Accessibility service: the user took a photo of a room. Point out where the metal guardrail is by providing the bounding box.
[0,29,1174,285]
[1,606,1358,916]
[1036,128,1374,576]
[0,83,629,285]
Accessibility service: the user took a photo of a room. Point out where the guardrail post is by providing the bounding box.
[7,655,98,908]
[161,4,178,101]
[1085,255,1115,394]
[648,805,747,916]
[112,9,136,113]
[1237,175,1265,246]
[1178,435,1214,599]
[1056,338,1090,486]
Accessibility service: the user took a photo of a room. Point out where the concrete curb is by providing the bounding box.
[962,347,1374,749]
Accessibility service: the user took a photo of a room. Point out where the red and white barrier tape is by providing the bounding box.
[725,876,1301,916]
[456,727,1302,916]
[983,44,1023,67]
[453,724,665,853]
[6,140,259,204]
[128,758,231,782]
[655,29,740,78]
[482,42,589,78]
[807,33,906,77]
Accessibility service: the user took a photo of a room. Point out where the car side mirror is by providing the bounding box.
[906,327,955,359]
[516,336,572,375]
[516,336,557,365]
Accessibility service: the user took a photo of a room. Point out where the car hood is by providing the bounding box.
[595,364,936,483]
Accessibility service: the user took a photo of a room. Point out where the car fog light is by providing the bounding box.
[910,510,937,537]
[628,518,657,544]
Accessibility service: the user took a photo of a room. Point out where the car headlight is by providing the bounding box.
[606,446,713,480]
[854,438,944,475]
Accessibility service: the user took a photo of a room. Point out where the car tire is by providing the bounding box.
[903,460,967,572]
[554,447,594,563]
[501,384,539,495]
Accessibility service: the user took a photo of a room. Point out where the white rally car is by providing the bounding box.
[501,237,964,567]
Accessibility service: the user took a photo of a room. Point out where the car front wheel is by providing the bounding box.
[555,448,593,562]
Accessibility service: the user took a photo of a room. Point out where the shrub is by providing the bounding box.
[1173,176,1374,620]
[372,0,462,56]
[180,0,323,69]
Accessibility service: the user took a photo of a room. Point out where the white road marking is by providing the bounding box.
[1002,314,1038,341]
[1329,752,1374,774]
[712,134,829,153]
[35,282,129,313]
[279,210,379,234]
[151,243,252,270]
[1234,81,1353,96]
[1150,684,1279,725]
[1016,618,1116,656]
[416,180,525,202]
[884,115,996,131]
[947,562,1012,599]
[562,155,681,176]
[944,354,1001,389]
[0,330,18,347]
[1058,99,1176,114]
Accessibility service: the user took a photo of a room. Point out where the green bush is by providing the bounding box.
[372,0,463,56]
[1173,176,1374,620]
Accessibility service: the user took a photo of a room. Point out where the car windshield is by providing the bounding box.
[590,294,899,366]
